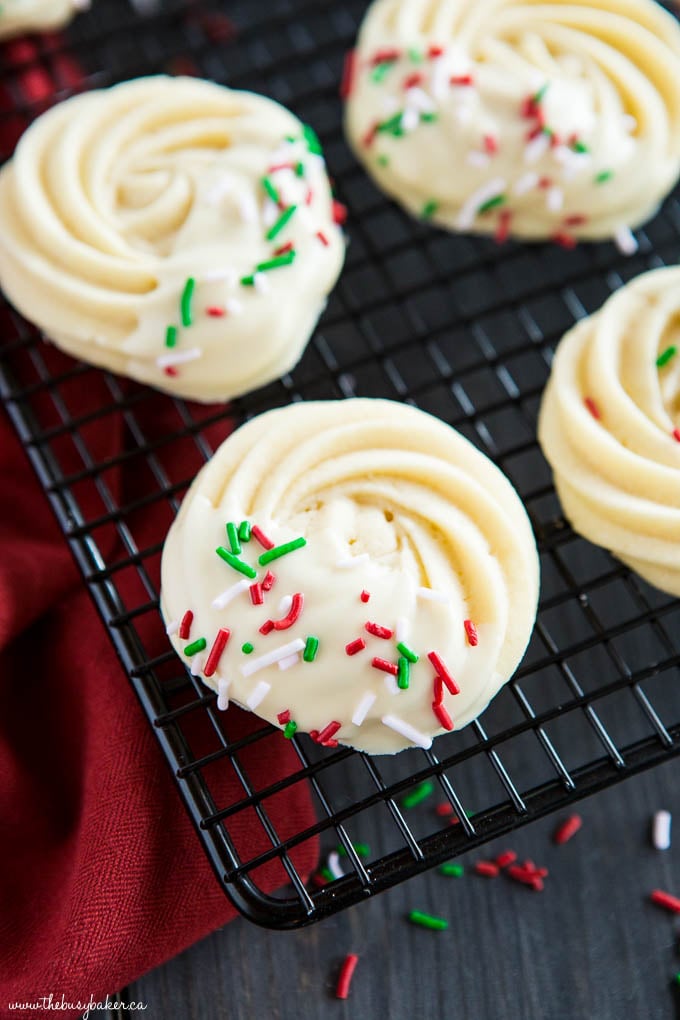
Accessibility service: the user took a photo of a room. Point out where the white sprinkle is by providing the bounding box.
[352,691,377,726]
[278,595,293,616]
[202,267,237,284]
[405,86,435,113]
[212,578,250,610]
[430,58,451,101]
[190,654,204,676]
[239,193,258,223]
[165,619,179,636]
[225,298,244,315]
[547,186,564,212]
[246,680,271,710]
[382,715,432,749]
[216,676,231,711]
[615,225,638,256]
[401,107,420,133]
[336,553,370,569]
[384,675,399,695]
[240,638,306,677]
[395,616,410,644]
[524,132,551,164]
[513,172,539,196]
[278,652,299,671]
[262,198,279,228]
[156,347,202,369]
[467,151,490,169]
[417,587,449,604]
[253,272,271,295]
[457,177,507,231]
[653,810,672,850]
[328,851,344,880]
[204,177,232,206]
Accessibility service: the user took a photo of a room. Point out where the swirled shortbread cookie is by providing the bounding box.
[344,0,680,249]
[161,399,540,754]
[0,77,345,402]
[0,0,88,38]
[539,267,680,595]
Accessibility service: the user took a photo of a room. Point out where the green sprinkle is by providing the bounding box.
[421,199,438,220]
[285,134,296,143]
[238,520,251,542]
[439,863,464,878]
[320,865,334,881]
[295,161,305,177]
[533,82,550,105]
[284,721,298,739]
[396,641,419,663]
[571,139,589,154]
[397,656,410,690]
[241,642,254,654]
[259,536,307,565]
[377,112,405,136]
[266,204,298,242]
[542,126,554,139]
[657,345,678,368]
[165,325,178,348]
[256,251,297,273]
[408,910,448,931]
[240,274,256,287]
[478,193,507,215]
[216,546,257,578]
[303,636,319,662]
[371,60,394,83]
[408,47,423,63]
[377,154,390,167]
[226,521,241,555]
[338,842,370,858]
[402,780,434,809]
[184,637,207,657]
[595,169,614,185]
[303,123,323,155]
[421,112,438,123]
[675,972,680,986]
[180,277,195,328]
[261,176,280,203]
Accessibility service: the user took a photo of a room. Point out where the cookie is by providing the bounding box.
[0,0,87,38]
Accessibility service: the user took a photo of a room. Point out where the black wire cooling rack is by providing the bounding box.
[1,0,680,930]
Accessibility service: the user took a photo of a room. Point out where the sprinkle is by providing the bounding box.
[384,675,399,695]
[251,525,275,550]
[360,590,371,603]
[246,680,271,709]
[650,890,680,914]
[433,676,443,707]
[372,60,394,83]
[496,850,518,868]
[261,176,280,203]
[475,861,499,878]
[396,641,418,663]
[362,122,379,148]
[163,367,178,378]
[303,123,323,155]
[450,74,474,86]
[397,657,410,690]
[615,225,638,256]
[435,802,454,817]
[262,570,276,591]
[204,628,231,677]
[563,214,588,227]
[165,325,178,348]
[216,677,230,710]
[524,132,551,164]
[316,230,330,246]
[584,397,600,420]
[553,814,582,845]
[553,230,577,249]
[216,546,257,579]
[653,810,672,851]
[277,653,299,671]
[507,865,544,891]
[533,82,550,105]
[352,691,377,726]
[277,710,291,725]
[440,863,464,877]
[327,850,344,879]
[226,521,241,555]
[337,842,371,858]
[184,637,207,657]
[372,656,399,675]
[179,610,194,640]
[274,241,294,257]
[417,587,449,604]
[262,592,304,632]
[266,204,297,241]
[283,721,298,738]
[241,642,254,654]
[165,619,179,636]
[206,306,225,317]
[382,716,432,749]
[212,578,250,609]
[336,553,370,568]
[570,138,589,154]
[595,169,614,184]
[457,178,507,230]
[483,134,499,155]
[402,780,434,809]
[253,273,271,294]
[408,910,448,931]
[336,954,359,1000]
[396,617,410,644]
[249,583,264,605]
[365,621,393,640]
[225,298,243,315]
[547,186,564,212]
[657,346,677,369]
[238,520,251,542]
[513,172,539,196]
[339,49,356,100]
[673,429,680,443]
[318,721,342,745]
[464,620,478,646]
[180,277,196,328]
[346,638,366,656]
[332,200,348,225]
[303,636,319,662]
[403,71,424,90]
[428,651,459,694]
[495,209,513,244]
[189,653,204,676]
[305,186,314,205]
[433,702,454,730]
[156,348,202,369]
[478,193,507,215]
[408,47,423,63]
[421,199,439,220]
[240,638,306,677]
[259,536,307,565]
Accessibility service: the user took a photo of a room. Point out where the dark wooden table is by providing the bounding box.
[123,759,679,1020]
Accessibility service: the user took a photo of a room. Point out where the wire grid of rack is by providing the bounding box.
[1,0,680,929]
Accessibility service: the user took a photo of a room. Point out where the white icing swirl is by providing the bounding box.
[345,0,680,243]
[0,77,345,402]
[161,399,539,754]
[538,266,680,595]
[0,0,86,37]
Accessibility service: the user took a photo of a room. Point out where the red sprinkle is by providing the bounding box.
[464,619,479,646]
[268,162,297,173]
[340,49,357,99]
[435,802,454,817]
[371,47,401,65]
[521,96,539,119]
[259,619,275,635]
[203,628,231,677]
[483,134,499,155]
[475,861,500,878]
[365,621,393,640]
[251,525,274,550]
[262,593,304,633]
[672,429,680,443]
[206,306,226,318]
[164,366,179,377]
[372,656,399,676]
[508,865,544,891]
[317,720,342,744]
[19,66,54,102]
[584,397,601,421]
[179,610,194,640]
[433,702,454,730]
[450,74,474,86]
[362,122,379,149]
[650,890,680,914]
[345,638,366,656]
[428,651,460,694]
[563,214,588,227]
[403,71,424,90]
[262,570,276,591]
[277,710,291,725]
[316,230,330,246]
[538,176,553,190]
[360,590,371,603]
[494,209,512,245]
[553,230,577,250]
[496,850,518,869]
[553,814,583,845]
[249,583,264,606]
[332,200,348,225]
[305,186,314,205]
[433,675,443,707]
[428,44,444,58]
[274,241,294,256]
[336,953,359,1000]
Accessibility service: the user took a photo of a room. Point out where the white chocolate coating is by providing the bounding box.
[160,399,540,754]
[345,0,680,243]
[0,0,86,38]
[0,77,345,402]
[538,267,680,596]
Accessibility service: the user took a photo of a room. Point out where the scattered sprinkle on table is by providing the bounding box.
[335,954,359,1000]
[553,814,582,845]
[408,910,448,931]
[440,862,464,877]
[653,810,672,851]
[650,890,680,914]
[402,780,434,809]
